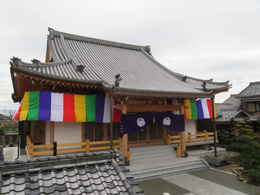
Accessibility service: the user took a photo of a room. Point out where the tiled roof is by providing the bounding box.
[0,152,141,195]
[239,82,260,98]
[10,28,230,98]
[216,110,250,122]
[216,94,251,122]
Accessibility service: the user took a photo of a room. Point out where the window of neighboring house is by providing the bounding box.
[247,103,256,112]
[256,103,260,112]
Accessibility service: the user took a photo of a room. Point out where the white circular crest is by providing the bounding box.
[136,117,146,127]
[163,117,171,126]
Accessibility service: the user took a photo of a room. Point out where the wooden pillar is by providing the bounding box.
[163,129,167,144]
[146,128,150,143]
[187,132,191,143]
[121,104,129,164]
[81,123,86,142]
[103,124,108,141]
[122,133,129,163]
[50,122,54,144]
[176,132,186,157]
[211,96,217,157]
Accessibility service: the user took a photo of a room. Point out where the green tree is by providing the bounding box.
[228,120,260,185]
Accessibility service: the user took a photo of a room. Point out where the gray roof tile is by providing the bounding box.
[0,152,138,195]
[239,81,260,97]
[10,28,230,97]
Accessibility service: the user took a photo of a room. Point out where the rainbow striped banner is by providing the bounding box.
[184,99,198,120]
[184,98,216,120]
[13,91,113,123]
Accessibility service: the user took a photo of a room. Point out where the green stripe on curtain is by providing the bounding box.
[86,95,96,122]
[191,99,198,120]
[27,91,40,120]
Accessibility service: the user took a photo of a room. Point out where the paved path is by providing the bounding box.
[163,174,247,195]
[139,169,260,195]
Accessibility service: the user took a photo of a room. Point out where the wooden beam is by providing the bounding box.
[120,104,180,112]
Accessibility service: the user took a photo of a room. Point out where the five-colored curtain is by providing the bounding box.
[184,98,216,120]
[13,91,121,123]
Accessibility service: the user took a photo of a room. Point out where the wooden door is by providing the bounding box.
[30,121,46,144]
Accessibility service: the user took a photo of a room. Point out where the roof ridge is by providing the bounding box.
[48,27,148,51]
[249,81,260,85]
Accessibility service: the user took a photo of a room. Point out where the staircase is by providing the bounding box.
[127,145,209,181]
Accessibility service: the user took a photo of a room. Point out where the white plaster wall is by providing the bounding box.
[54,122,81,144]
[185,120,197,135]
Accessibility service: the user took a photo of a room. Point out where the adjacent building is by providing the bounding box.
[217,82,260,130]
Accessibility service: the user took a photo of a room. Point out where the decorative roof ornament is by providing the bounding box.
[31,59,41,65]
[76,65,85,73]
[114,74,122,87]
[144,45,152,55]
[10,57,21,66]
[202,81,207,91]
[182,76,187,82]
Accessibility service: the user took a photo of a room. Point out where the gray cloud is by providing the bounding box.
[1,0,260,111]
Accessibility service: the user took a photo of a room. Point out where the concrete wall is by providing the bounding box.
[185,120,197,134]
[54,122,82,144]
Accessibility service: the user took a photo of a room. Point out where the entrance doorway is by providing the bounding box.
[30,121,46,145]
[128,123,165,147]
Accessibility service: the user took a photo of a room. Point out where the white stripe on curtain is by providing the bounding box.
[103,94,111,123]
[50,93,64,122]
[202,98,210,119]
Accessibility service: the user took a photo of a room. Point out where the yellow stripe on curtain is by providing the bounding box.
[74,95,86,122]
[184,99,192,120]
[214,102,218,118]
[20,92,30,120]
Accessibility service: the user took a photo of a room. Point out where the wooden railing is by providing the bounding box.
[26,136,121,158]
[166,131,216,145]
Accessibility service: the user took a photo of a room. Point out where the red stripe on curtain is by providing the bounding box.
[63,94,75,122]
[207,98,213,119]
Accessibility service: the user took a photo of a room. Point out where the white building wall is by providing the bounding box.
[54,122,82,144]
[185,120,197,134]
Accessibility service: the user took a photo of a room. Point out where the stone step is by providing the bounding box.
[130,145,173,154]
[130,159,205,172]
[130,163,207,181]
[128,144,209,182]
[131,148,175,159]
[130,158,195,170]
[131,152,177,162]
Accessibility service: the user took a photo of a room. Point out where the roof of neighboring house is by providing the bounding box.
[0,152,142,195]
[216,110,250,122]
[0,113,9,121]
[216,94,241,112]
[10,28,230,98]
[216,94,250,122]
[239,82,260,98]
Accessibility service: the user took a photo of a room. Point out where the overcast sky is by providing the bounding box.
[1,0,259,111]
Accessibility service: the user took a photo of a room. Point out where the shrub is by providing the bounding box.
[227,120,260,185]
